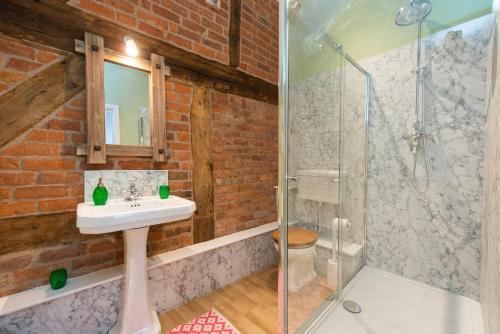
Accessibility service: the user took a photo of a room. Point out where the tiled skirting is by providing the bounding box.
[0,223,278,334]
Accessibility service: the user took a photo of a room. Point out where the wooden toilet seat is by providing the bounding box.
[273,227,319,249]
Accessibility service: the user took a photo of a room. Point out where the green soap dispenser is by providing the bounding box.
[93,177,108,206]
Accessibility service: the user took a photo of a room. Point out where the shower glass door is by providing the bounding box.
[279,1,369,333]
[282,3,343,333]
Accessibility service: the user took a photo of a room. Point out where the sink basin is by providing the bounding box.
[77,195,196,234]
[77,195,195,334]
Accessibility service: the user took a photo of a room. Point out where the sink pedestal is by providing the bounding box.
[109,227,161,334]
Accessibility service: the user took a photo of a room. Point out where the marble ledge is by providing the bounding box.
[0,222,278,317]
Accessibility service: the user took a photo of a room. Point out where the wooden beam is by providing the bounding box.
[190,86,215,243]
[84,32,106,163]
[229,0,242,68]
[171,66,276,104]
[0,212,89,255]
[150,53,167,162]
[0,54,85,148]
[0,0,277,105]
[76,144,155,157]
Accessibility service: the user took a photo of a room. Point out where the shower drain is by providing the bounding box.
[343,300,362,314]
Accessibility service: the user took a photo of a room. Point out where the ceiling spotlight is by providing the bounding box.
[124,36,138,57]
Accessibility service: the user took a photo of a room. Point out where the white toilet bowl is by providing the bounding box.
[273,227,318,292]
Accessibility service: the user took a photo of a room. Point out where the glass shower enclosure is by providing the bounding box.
[278,1,370,332]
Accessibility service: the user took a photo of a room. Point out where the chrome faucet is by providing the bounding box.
[123,177,143,202]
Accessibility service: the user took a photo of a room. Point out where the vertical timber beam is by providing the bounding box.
[151,53,167,162]
[190,86,215,243]
[229,0,242,68]
[85,32,106,163]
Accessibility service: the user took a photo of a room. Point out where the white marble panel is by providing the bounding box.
[481,12,500,334]
[363,15,493,299]
[84,170,168,202]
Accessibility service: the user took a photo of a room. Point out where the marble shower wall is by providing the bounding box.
[481,12,500,334]
[288,68,341,241]
[0,232,277,334]
[363,14,493,299]
[288,55,368,248]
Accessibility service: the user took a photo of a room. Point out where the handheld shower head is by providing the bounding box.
[395,0,432,26]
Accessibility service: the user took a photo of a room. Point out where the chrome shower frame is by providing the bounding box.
[279,1,371,332]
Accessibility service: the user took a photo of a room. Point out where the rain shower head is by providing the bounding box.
[395,0,432,26]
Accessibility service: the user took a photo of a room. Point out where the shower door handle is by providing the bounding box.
[287,176,298,181]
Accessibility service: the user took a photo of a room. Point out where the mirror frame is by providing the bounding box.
[76,32,169,163]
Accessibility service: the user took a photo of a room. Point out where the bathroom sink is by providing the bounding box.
[76,195,195,334]
[77,195,196,234]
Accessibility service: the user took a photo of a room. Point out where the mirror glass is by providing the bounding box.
[104,61,151,146]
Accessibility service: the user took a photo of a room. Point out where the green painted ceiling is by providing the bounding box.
[289,0,492,80]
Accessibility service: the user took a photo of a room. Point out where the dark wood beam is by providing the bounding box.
[0,54,85,148]
[0,212,85,255]
[229,0,241,68]
[0,0,277,105]
[190,86,215,243]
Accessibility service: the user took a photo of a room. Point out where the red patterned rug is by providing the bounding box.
[166,308,241,334]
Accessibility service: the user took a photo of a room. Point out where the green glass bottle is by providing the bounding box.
[49,268,67,290]
[93,177,108,206]
[159,184,170,199]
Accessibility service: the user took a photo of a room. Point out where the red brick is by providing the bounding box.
[0,157,20,169]
[116,12,136,27]
[3,143,61,156]
[26,129,66,143]
[23,159,75,170]
[57,108,86,121]
[6,58,42,72]
[152,4,180,23]
[0,70,26,84]
[166,33,192,49]
[0,252,32,272]
[79,0,114,19]
[117,160,153,170]
[0,172,35,186]
[0,201,37,217]
[88,238,122,253]
[0,188,10,200]
[38,245,79,262]
[48,119,81,131]
[138,21,164,39]
[15,186,69,199]
[36,51,58,63]
[71,252,114,270]
[38,172,81,185]
[109,0,135,14]
[0,40,35,59]
[38,198,78,212]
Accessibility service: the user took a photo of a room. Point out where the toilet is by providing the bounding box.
[273,227,319,292]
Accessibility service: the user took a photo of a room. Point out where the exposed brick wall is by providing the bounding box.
[0,0,280,294]
[68,0,279,83]
[239,0,279,83]
[68,0,230,64]
[0,37,63,95]
[211,91,278,237]
[0,38,194,295]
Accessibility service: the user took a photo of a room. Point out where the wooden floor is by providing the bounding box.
[159,266,279,334]
[287,275,335,333]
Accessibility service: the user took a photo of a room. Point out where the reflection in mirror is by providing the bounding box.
[104,61,151,146]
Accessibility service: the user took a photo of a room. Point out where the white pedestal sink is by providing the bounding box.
[77,195,196,334]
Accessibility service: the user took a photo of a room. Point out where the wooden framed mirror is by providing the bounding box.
[76,32,168,163]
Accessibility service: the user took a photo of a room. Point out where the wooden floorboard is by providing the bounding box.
[159,266,278,334]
